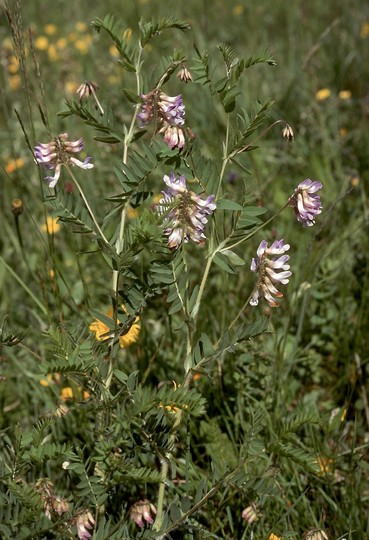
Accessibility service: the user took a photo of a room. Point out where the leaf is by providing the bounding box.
[216,199,244,211]
[213,253,237,274]
[139,16,190,47]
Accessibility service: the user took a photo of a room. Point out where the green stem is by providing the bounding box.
[153,457,169,532]
[220,201,290,253]
[0,256,47,316]
[65,166,109,244]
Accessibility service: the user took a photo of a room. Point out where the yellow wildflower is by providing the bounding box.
[127,206,139,219]
[41,216,61,234]
[60,387,74,401]
[338,90,351,100]
[5,157,25,174]
[232,5,244,15]
[123,28,133,42]
[315,88,331,101]
[75,21,88,32]
[68,32,77,42]
[109,44,120,57]
[269,534,282,540]
[34,36,49,51]
[47,44,59,62]
[340,128,347,138]
[7,62,19,74]
[89,306,140,348]
[39,374,54,387]
[56,37,68,50]
[74,39,90,54]
[315,456,334,475]
[44,24,58,35]
[360,22,369,38]
[9,75,21,90]
[64,81,79,93]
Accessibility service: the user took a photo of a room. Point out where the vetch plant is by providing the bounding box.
[0,4,336,540]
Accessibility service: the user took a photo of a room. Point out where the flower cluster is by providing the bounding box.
[138,91,187,149]
[34,133,93,188]
[35,478,69,520]
[74,510,95,540]
[289,179,322,227]
[89,305,141,348]
[250,239,291,308]
[130,499,157,528]
[156,172,216,249]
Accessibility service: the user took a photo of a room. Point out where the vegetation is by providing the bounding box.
[1,0,368,538]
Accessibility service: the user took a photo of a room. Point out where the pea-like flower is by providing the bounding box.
[157,172,216,249]
[34,133,94,188]
[250,239,292,307]
[130,499,157,528]
[76,80,104,115]
[137,91,187,149]
[289,179,322,227]
[74,510,95,540]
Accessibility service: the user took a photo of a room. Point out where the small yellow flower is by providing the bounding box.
[269,534,282,540]
[60,387,74,400]
[56,37,68,50]
[68,32,77,42]
[5,157,25,174]
[47,44,59,62]
[123,28,133,42]
[315,88,331,101]
[315,456,334,475]
[44,24,58,35]
[109,44,120,58]
[89,306,140,348]
[127,206,139,219]
[232,5,244,15]
[41,216,61,234]
[340,127,347,138]
[7,62,19,74]
[360,21,369,38]
[74,39,90,54]
[64,81,79,93]
[9,75,21,90]
[34,36,49,51]
[152,193,162,204]
[39,374,54,387]
[75,21,88,33]
[338,90,351,100]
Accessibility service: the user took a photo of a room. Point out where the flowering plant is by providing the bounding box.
[2,3,348,540]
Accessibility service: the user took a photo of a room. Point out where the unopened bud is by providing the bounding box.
[282,124,294,142]
[303,528,329,540]
[177,66,193,83]
[11,198,24,216]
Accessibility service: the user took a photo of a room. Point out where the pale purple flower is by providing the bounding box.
[157,93,185,126]
[74,510,95,540]
[130,499,157,528]
[159,122,185,149]
[137,91,187,149]
[34,133,94,188]
[157,172,216,249]
[250,239,292,308]
[289,179,322,227]
[241,502,260,524]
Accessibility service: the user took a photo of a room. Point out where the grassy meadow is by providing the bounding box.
[1,0,369,538]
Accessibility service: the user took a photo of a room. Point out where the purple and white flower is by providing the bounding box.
[137,91,187,149]
[289,179,322,227]
[130,499,157,528]
[34,133,94,188]
[157,172,216,249]
[74,510,95,540]
[250,239,292,308]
